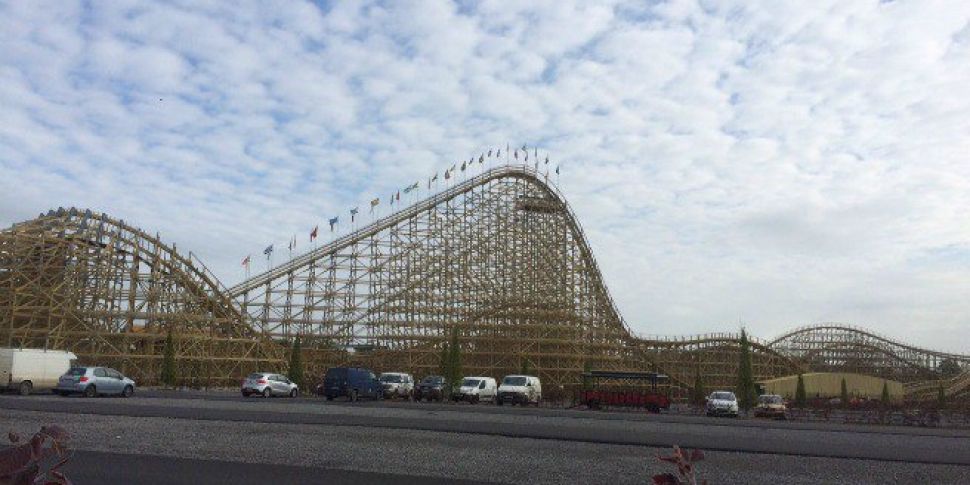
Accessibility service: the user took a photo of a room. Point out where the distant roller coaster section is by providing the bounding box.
[1,164,966,396]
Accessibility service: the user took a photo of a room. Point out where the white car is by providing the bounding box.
[379,372,414,399]
[706,391,739,417]
[497,375,541,406]
[454,376,497,403]
[241,372,299,398]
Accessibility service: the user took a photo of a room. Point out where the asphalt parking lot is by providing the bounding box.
[2,391,968,484]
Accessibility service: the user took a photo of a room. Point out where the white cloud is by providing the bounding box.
[1,0,969,353]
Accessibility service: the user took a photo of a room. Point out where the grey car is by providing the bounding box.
[55,366,136,397]
[241,372,299,398]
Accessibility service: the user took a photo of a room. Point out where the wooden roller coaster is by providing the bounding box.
[2,163,966,398]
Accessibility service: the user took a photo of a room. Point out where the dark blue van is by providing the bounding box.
[320,367,382,401]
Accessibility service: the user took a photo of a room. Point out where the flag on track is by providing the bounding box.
[310,225,318,241]
[263,245,273,256]
[329,217,338,231]
[242,255,250,266]
[370,198,380,212]
[350,207,359,222]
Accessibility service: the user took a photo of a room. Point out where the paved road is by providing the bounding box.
[57,450,489,485]
[2,392,968,484]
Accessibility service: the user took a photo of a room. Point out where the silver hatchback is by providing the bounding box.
[55,366,136,398]
[241,372,299,398]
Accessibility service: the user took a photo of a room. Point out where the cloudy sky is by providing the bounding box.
[2,1,968,352]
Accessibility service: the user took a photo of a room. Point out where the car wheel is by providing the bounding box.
[84,385,97,398]
[326,396,333,401]
[262,388,272,398]
[497,399,504,406]
[242,391,251,397]
[350,390,358,402]
[122,385,134,398]
[18,381,32,396]
[290,389,298,398]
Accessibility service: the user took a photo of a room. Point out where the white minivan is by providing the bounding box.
[0,348,78,395]
[454,376,497,403]
[497,375,542,406]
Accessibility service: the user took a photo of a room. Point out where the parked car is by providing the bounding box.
[454,376,497,403]
[379,372,414,400]
[497,375,541,406]
[754,394,787,419]
[1,348,77,395]
[241,372,299,398]
[319,367,382,401]
[706,391,739,417]
[414,375,449,402]
[55,367,135,397]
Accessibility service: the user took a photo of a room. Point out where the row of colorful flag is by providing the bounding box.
[242,144,560,268]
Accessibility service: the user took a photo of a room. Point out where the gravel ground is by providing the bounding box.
[3,408,968,484]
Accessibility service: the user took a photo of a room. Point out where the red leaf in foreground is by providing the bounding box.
[652,472,680,485]
[690,449,705,462]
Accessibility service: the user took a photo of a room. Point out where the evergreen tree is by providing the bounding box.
[582,361,593,391]
[736,329,756,411]
[438,340,450,377]
[160,329,176,388]
[447,326,462,388]
[691,369,705,405]
[794,373,807,408]
[937,384,946,407]
[840,377,849,405]
[880,381,890,406]
[288,336,304,389]
[520,359,532,376]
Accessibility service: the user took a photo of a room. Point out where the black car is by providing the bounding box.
[414,375,449,402]
[317,367,383,402]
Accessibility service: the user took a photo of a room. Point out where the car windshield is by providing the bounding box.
[462,378,480,387]
[711,392,736,400]
[759,395,783,404]
[247,373,263,379]
[422,376,443,384]
[380,374,402,383]
[65,367,85,376]
[325,368,347,379]
[502,376,527,386]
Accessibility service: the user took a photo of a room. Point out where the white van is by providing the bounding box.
[454,376,497,403]
[0,348,78,395]
[497,375,542,406]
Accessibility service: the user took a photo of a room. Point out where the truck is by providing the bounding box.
[0,348,78,395]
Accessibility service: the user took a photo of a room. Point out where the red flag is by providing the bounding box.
[310,226,318,241]
[241,255,250,266]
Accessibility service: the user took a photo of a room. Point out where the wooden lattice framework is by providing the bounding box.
[2,164,965,395]
[0,208,283,386]
[768,324,970,383]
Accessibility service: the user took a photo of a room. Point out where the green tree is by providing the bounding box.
[438,340,450,377]
[937,384,946,407]
[520,359,532,376]
[736,329,756,411]
[582,361,593,391]
[939,359,961,378]
[288,336,305,389]
[840,377,849,405]
[795,373,807,408]
[691,369,706,405]
[879,381,890,406]
[447,326,462,388]
[160,329,176,388]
